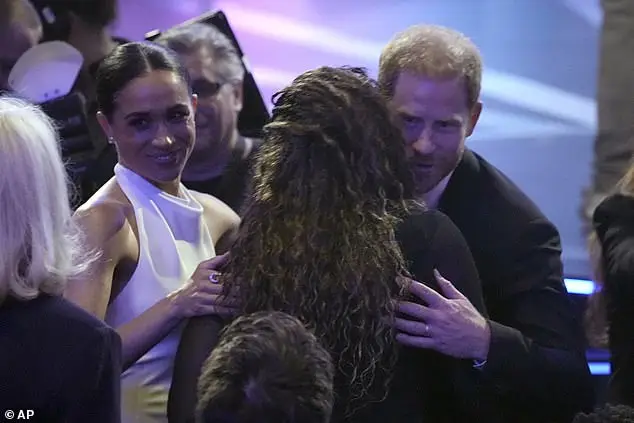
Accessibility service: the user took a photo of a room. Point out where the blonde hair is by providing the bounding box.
[0,96,93,304]
[378,24,482,107]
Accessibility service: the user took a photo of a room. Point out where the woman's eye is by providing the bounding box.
[130,119,151,131]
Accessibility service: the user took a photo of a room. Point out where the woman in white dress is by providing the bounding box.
[64,41,240,423]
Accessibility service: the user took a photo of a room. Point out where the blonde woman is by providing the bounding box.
[589,163,634,405]
[0,96,121,422]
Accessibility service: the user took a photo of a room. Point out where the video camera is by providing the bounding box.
[145,10,270,139]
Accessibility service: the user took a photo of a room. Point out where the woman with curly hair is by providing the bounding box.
[168,66,487,423]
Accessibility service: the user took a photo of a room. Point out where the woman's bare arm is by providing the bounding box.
[65,203,183,370]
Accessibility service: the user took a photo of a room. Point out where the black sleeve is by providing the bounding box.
[69,325,122,423]
[594,193,634,298]
[482,218,594,420]
[397,210,490,419]
[593,194,634,405]
[428,210,487,315]
[398,210,487,315]
[168,315,226,423]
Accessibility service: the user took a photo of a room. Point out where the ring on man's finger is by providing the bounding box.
[424,323,431,337]
[209,272,221,284]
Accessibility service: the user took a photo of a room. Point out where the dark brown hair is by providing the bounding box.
[222,66,416,414]
[197,311,334,423]
[95,41,191,119]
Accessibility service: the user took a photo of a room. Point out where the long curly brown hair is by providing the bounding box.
[222,66,417,414]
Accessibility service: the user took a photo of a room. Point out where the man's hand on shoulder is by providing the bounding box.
[392,270,491,360]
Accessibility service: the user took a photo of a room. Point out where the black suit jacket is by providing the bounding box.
[0,294,121,423]
[168,209,488,423]
[438,149,594,422]
[593,193,634,406]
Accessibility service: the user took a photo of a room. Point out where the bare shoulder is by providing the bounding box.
[190,191,240,240]
[74,180,134,247]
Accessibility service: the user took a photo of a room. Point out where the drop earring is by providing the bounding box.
[108,136,114,144]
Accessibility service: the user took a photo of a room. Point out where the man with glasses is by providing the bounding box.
[157,23,260,214]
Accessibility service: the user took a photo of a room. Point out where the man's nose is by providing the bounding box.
[412,129,435,154]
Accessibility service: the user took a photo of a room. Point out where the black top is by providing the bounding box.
[593,193,634,406]
[0,294,121,423]
[167,209,488,423]
[182,137,261,215]
[438,149,594,422]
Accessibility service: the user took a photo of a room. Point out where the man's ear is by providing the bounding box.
[466,101,482,137]
[191,93,198,113]
[230,82,244,113]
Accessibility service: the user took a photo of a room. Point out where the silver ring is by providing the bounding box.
[209,272,220,283]
[424,323,431,337]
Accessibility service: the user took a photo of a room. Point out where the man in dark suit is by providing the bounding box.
[380,24,594,422]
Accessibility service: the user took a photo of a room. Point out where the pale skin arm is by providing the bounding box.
[65,203,235,371]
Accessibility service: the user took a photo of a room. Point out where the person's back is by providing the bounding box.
[168,66,487,423]
[0,96,121,422]
[0,295,121,421]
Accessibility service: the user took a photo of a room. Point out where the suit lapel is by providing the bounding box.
[438,149,479,222]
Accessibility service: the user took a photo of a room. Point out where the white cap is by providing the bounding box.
[8,41,83,103]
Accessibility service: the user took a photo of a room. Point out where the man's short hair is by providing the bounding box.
[0,0,41,31]
[29,0,117,29]
[156,23,245,85]
[59,0,117,27]
[196,311,334,423]
[573,404,634,423]
[378,24,483,107]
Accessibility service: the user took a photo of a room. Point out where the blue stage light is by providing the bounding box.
[588,362,610,375]
[565,278,595,295]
